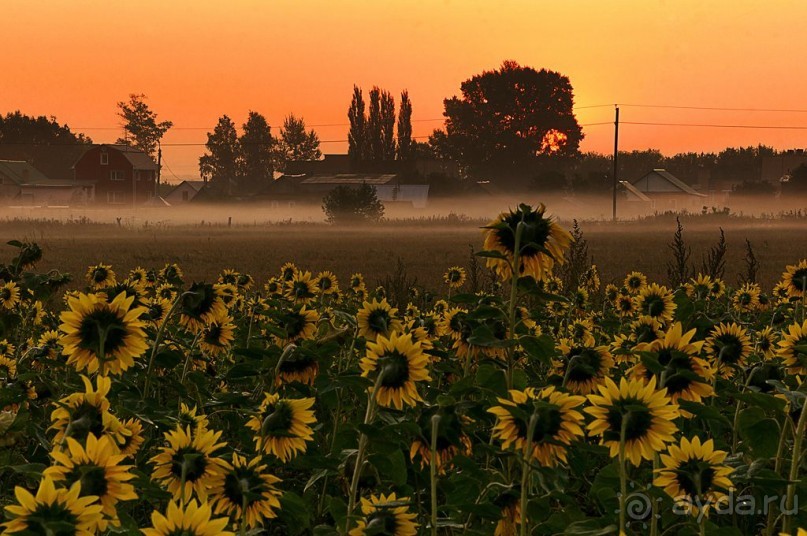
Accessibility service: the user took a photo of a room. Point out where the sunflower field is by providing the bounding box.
[0,203,806,536]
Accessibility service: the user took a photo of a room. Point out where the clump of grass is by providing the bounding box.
[378,257,418,307]
[666,217,692,287]
[739,238,760,285]
[560,219,589,290]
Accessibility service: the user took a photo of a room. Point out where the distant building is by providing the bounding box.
[267,173,430,208]
[623,169,707,211]
[761,150,807,183]
[73,144,158,205]
[165,180,207,205]
[0,160,92,206]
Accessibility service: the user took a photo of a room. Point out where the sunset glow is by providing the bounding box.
[3,0,807,179]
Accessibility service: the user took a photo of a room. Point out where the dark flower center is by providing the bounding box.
[379,351,410,388]
[604,398,654,442]
[279,352,317,374]
[643,294,666,317]
[170,446,208,481]
[77,309,127,356]
[182,283,217,319]
[261,402,294,436]
[565,347,603,383]
[222,466,267,507]
[791,268,807,291]
[674,459,717,497]
[367,309,391,335]
[515,404,563,444]
[66,463,109,498]
[712,334,744,364]
[66,402,105,442]
[92,268,109,283]
[363,509,399,535]
[22,503,78,536]
[495,209,552,259]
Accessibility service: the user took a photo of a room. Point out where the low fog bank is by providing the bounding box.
[1,194,806,227]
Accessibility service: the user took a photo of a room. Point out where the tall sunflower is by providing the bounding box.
[624,271,648,294]
[0,355,17,380]
[50,375,125,448]
[482,203,572,282]
[348,493,418,536]
[315,270,340,295]
[150,425,229,502]
[360,332,431,410]
[654,436,733,516]
[777,320,807,375]
[732,283,761,313]
[635,283,676,324]
[0,281,21,310]
[142,499,234,536]
[704,322,752,379]
[118,418,145,458]
[159,263,184,286]
[684,274,714,301]
[211,453,282,529]
[443,266,467,289]
[246,393,316,462]
[489,387,586,467]
[409,404,472,473]
[630,322,714,405]
[199,313,236,358]
[357,298,403,342]
[755,326,778,360]
[179,282,227,333]
[279,262,298,282]
[59,291,149,376]
[586,377,680,466]
[2,477,103,536]
[285,270,318,305]
[780,259,807,299]
[274,306,320,345]
[553,340,613,395]
[45,433,137,531]
[86,263,116,289]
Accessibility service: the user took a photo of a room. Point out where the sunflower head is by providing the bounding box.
[624,271,647,294]
[246,393,316,462]
[357,298,402,342]
[86,263,116,289]
[180,282,227,332]
[777,320,807,376]
[315,271,339,295]
[159,263,184,286]
[704,322,752,378]
[360,332,431,410]
[410,403,471,472]
[636,283,676,324]
[482,203,572,282]
[348,493,418,536]
[443,266,467,289]
[781,259,807,299]
[553,340,613,395]
[0,282,21,310]
[142,499,234,536]
[2,477,103,535]
[212,453,281,529]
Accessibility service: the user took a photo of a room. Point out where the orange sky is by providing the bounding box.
[3,0,807,180]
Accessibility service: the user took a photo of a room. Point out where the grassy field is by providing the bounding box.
[1,215,805,292]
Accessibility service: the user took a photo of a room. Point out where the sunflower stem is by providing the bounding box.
[345,371,385,534]
[269,343,297,394]
[520,412,538,536]
[506,220,526,392]
[765,417,792,536]
[143,292,185,399]
[618,416,629,534]
[430,413,441,536]
[731,367,760,454]
[782,393,807,534]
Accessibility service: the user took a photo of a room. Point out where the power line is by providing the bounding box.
[620,103,807,113]
[622,121,807,130]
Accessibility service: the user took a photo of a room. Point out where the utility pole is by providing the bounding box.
[612,105,620,222]
[156,142,162,200]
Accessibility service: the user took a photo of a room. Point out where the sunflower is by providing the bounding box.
[409,404,472,473]
[777,320,807,375]
[781,259,807,299]
[215,283,239,309]
[624,271,648,294]
[128,267,149,288]
[489,386,586,467]
[635,283,676,324]
[264,277,284,297]
[217,269,240,286]
[614,294,637,318]
[604,284,620,304]
[179,282,227,333]
[0,281,21,310]
[142,499,234,536]
[151,425,229,502]
[2,477,103,536]
[159,263,184,286]
[199,313,236,357]
[144,297,171,327]
[246,393,316,462]
[350,272,365,291]
[279,262,298,282]
[275,306,320,344]
[50,375,125,448]
[630,322,714,405]
[443,266,467,289]
[566,316,595,346]
[732,283,761,313]
[755,326,778,359]
[45,433,137,530]
[772,281,791,303]
[156,283,177,301]
[582,264,600,292]
[211,453,281,528]
[360,332,431,410]
[493,490,521,536]
[586,376,680,466]
[630,315,664,345]
[684,274,714,301]
[59,291,148,376]
[654,436,733,516]
[285,270,317,305]
[177,403,209,432]
[101,280,145,310]
[86,263,116,289]
[482,203,572,282]
[553,339,613,395]
[571,286,589,312]
[0,339,17,357]
[709,278,726,299]
[315,270,340,295]
[0,355,17,380]
[704,323,753,378]
[432,299,449,317]
[275,345,320,386]
[357,298,403,342]
[348,493,418,536]
[118,418,145,458]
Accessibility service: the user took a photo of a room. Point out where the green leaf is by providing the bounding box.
[368,450,407,486]
[737,407,780,458]
[520,334,555,365]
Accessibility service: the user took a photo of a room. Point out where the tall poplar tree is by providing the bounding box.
[397,90,413,161]
[347,86,366,164]
[380,90,396,161]
[199,115,239,196]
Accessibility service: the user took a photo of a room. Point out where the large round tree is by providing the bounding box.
[431,61,583,180]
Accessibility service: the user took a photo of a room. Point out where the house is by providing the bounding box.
[624,169,707,211]
[165,180,207,205]
[73,144,158,205]
[267,173,430,208]
[0,160,93,206]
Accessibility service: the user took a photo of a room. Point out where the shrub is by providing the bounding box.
[322,183,385,224]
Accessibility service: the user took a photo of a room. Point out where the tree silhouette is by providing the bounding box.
[397,91,413,161]
[116,94,172,158]
[347,86,366,164]
[239,111,273,194]
[380,90,396,161]
[322,183,385,224]
[430,61,583,180]
[367,87,383,161]
[277,114,322,169]
[199,115,239,195]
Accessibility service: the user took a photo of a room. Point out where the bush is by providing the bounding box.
[322,183,385,224]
